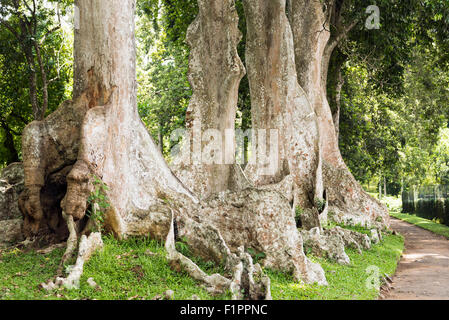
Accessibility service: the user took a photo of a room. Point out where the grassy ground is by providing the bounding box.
[377,194,449,240]
[390,212,449,239]
[268,231,403,300]
[0,225,404,300]
[0,237,229,300]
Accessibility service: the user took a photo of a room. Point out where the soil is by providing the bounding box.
[382,218,449,300]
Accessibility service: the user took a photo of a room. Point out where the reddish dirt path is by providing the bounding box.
[382,218,449,300]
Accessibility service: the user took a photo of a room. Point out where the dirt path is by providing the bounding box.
[382,218,449,300]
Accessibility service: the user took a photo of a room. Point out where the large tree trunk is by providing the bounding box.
[173,0,246,199]
[18,0,195,242]
[327,50,346,141]
[174,0,326,285]
[242,0,323,213]
[20,0,327,296]
[289,0,389,227]
[60,0,197,238]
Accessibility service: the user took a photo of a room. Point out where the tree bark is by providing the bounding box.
[174,0,326,285]
[20,0,327,296]
[327,50,346,140]
[173,0,246,199]
[33,42,49,120]
[379,178,382,200]
[242,0,323,212]
[332,69,343,140]
[59,0,198,237]
[23,47,41,120]
[289,0,389,227]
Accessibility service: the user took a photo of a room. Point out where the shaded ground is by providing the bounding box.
[383,218,449,300]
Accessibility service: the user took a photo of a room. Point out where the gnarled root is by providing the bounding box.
[189,189,327,286]
[165,210,271,300]
[57,212,78,276]
[19,97,90,239]
[55,232,103,289]
[323,161,389,229]
[300,226,374,265]
[41,232,103,291]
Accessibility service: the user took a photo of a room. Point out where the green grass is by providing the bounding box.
[0,236,229,300]
[0,229,404,300]
[390,211,449,240]
[0,247,65,300]
[268,232,404,300]
[378,194,449,240]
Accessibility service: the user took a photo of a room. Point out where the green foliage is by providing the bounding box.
[0,0,73,165]
[295,206,304,227]
[401,185,449,227]
[87,176,110,232]
[432,129,449,185]
[314,198,326,213]
[246,248,266,265]
[136,3,193,156]
[339,46,449,190]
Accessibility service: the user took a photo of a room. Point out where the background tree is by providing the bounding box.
[0,0,73,166]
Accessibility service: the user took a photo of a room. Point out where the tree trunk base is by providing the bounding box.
[323,162,390,229]
[301,225,375,265]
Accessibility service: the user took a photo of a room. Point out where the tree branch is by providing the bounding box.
[40,25,60,45]
[328,18,360,54]
[0,18,20,41]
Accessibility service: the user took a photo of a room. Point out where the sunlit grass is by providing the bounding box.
[378,195,449,239]
[0,228,404,300]
[0,236,228,300]
[268,232,404,300]
[390,211,449,239]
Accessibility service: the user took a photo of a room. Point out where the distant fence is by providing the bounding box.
[402,185,449,226]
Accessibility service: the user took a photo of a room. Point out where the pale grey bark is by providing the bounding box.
[289,0,389,227]
[173,0,246,199]
[62,0,196,236]
[333,67,344,140]
[242,0,323,211]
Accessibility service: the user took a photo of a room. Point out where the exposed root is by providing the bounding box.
[300,208,322,231]
[301,225,374,265]
[165,212,233,296]
[55,232,103,289]
[57,212,78,276]
[301,227,350,265]
[258,175,294,203]
[323,161,389,228]
[41,232,103,291]
[238,248,272,300]
[165,210,271,300]
[190,189,327,286]
[330,226,372,254]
